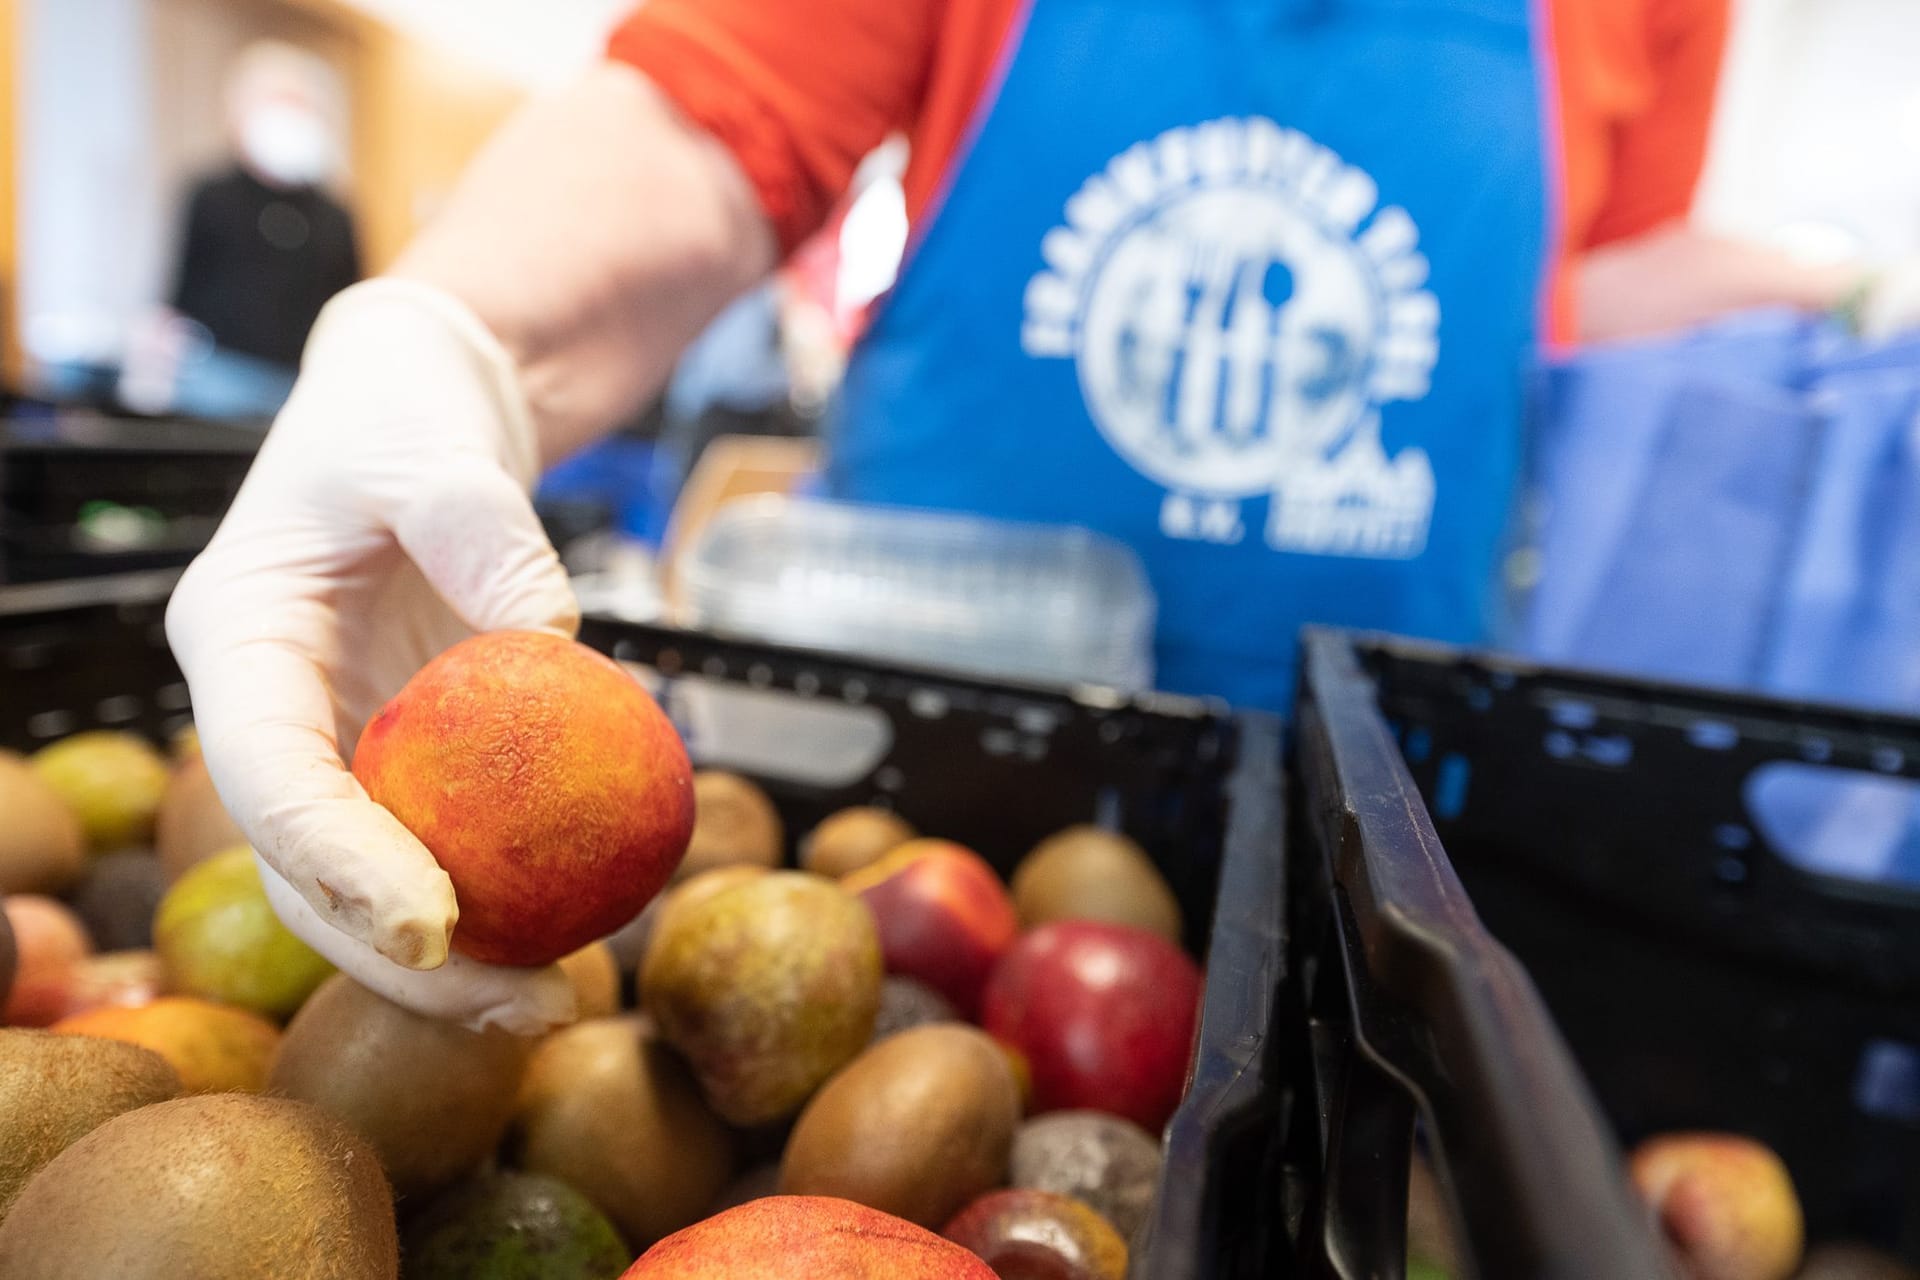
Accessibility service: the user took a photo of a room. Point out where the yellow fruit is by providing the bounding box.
[29,731,170,853]
[154,848,333,1019]
[642,872,880,1125]
[55,996,282,1093]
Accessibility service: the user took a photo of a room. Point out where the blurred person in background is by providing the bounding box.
[166,0,1920,1029]
[122,40,360,420]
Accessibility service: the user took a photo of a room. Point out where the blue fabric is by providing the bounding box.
[538,438,673,544]
[1512,313,1920,884]
[167,346,297,423]
[828,0,1550,711]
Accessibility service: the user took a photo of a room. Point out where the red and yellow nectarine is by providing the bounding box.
[352,631,694,967]
[842,840,1017,1017]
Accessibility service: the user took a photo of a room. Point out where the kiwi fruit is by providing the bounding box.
[1011,825,1183,942]
[0,1028,181,1221]
[29,731,171,853]
[509,1016,733,1250]
[270,974,533,1202]
[0,1093,397,1277]
[67,849,168,951]
[400,1171,631,1280]
[780,1023,1020,1228]
[1009,1110,1163,1242]
[677,771,784,882]
[0,752,86,895]
[154,754,246,882]
[800,807,916,879]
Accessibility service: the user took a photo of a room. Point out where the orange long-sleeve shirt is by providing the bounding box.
[610,0,1729,342]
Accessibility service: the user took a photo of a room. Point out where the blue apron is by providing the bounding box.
[830,0,1551,711]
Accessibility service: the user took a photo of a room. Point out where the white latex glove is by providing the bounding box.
[1860,257,1920,340]
[166,278,580,1034]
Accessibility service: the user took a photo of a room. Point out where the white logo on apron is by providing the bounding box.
[1022,117,1439,556]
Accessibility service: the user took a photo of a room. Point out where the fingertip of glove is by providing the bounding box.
[375,917,453,971]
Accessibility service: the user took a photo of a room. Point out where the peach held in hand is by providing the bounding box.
[352,631,694,967]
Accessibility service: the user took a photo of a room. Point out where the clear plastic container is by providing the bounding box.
[678,497,1156,689]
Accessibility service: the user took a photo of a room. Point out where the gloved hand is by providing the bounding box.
[1860,257,1920,340]
[166,278,580,1034]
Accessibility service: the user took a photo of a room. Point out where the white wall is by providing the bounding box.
[335,0,628,89]
[1698,0,1920,261]
[15,0,357,385]
[16,0,165,370]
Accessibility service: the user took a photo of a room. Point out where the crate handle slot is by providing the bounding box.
[1744,762,1920,894]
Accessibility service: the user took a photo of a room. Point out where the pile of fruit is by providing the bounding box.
[2,631,1912,1280]
[0,634,1202,1279]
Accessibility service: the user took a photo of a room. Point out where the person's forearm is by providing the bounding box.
[1576,222,1861,345]
[393,62,778,463]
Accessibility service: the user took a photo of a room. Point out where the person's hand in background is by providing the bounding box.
[1577,223,1920,345]
[166,278,580,1034]
[1858,257,1920,340]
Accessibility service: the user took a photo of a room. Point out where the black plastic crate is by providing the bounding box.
[0,574,1289,1278]
[0,414,258,584]
[1286,632,1676,1279]
[4,576,1697,1277]
[1299,627,1920,1271]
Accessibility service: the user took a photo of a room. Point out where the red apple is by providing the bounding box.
[626,1195,998,1278]
[1629,1132,1804,1280]
[352,631,695,967]
[981,921,1201,1133]
[944,1189,1129,1280]
[841,840,1018,1017]
[2,895,92,1026]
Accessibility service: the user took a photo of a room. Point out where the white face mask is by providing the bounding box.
[240,103,336,188]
